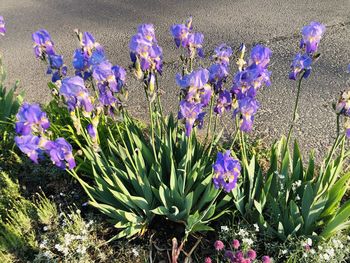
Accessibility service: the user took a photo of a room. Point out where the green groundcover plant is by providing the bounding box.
[3,12,350,260]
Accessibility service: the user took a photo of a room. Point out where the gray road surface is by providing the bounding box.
[1,0,350,159]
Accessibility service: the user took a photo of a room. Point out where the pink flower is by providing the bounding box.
[232,239,240,249]
[214,240,225,251]
[247,249,257,260]
[262,256,272,263]
[204,257,212,263]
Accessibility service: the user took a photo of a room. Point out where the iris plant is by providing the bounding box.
[15,103,75,169]
[32,29,67,82]
[287,22,325,145]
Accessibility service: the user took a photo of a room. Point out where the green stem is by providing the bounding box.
[205,96,214,142]
[286,71,305,147]
[189,57,193,73]
[336,114,340,138]
[144,81,157,160]
[230,115,240,150]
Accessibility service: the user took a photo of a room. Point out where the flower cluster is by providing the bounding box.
[231,45,271,132]
[213,150,241,192]
[73,31,127,115]
[92,60,126,114]
[206,237,272,263]
[15,103,75,169]
[289,22,325,80]
[59,76,93,113]
[32,29,67,82]
[335,90,350,138]
[130,24,163,79]
[0,16,6,36]
[177,68,211,136]
[171,17,204,59]
[209,44,233,114]
[73,31,106,80]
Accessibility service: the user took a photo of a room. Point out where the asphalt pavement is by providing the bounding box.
[0,0,350,159]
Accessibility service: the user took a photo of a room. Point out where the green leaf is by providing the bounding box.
[189,223,214,233]
[321,199,350,239]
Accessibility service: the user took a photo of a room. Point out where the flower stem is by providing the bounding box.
[205,96,214,141]
[286,71,305,148]
[144,81,157,160]
[230,115,240,150]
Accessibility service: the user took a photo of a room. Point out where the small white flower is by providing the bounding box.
[55,244,62,251]
[325,248,334,257]
[39,240,47,249]
[281,249,288,255]
[221,225,229,232]
[302,252,308,258]
[242,238,254,246]
[323,253,330,261]
[43,226,49,231]
[238,229,248,237]
[310,249,316,255]
[295,195,301,201]
[307,238,312,246]
[76,209,81,214]
[132,247,139,257]
[253,224,259,232]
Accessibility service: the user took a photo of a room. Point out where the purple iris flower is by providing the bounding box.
[200,84,213,107]
[178,100,203,137]
[208,63,229,92]
[32,29,55,58]
[171,17,204,58]
[82,32,96,51]
[232,68,260,98]
[73,49,86,71]
[15,103,50,135]
[170,24,189,48]
[60,76,93,113]
[45,138,76,170]
[346,127,350,139]
[48,54,63,69]
[212,150,241,192]
[300,22,326,54]
[93,61,115,84]
[335,91,350,116]
[89,47,106,66]
[138,24,157,42]
[15,135,42,163]
[47,54,67,82]
[130,24,163,75]
[289,53,312,80]
[177,68,209,89]
[249,44,272,69]
[98,84,118,106]
[73,32,105,79]
[112,65,126,89]
[234,97,259,132]
[188,32,204,58]
[212,44,232,65]
[177,68,211,105]
[0,16,6,36]
[87,124,97,140]
[214,90,232,115]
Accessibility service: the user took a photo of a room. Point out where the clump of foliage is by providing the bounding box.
[1,13,350,262]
